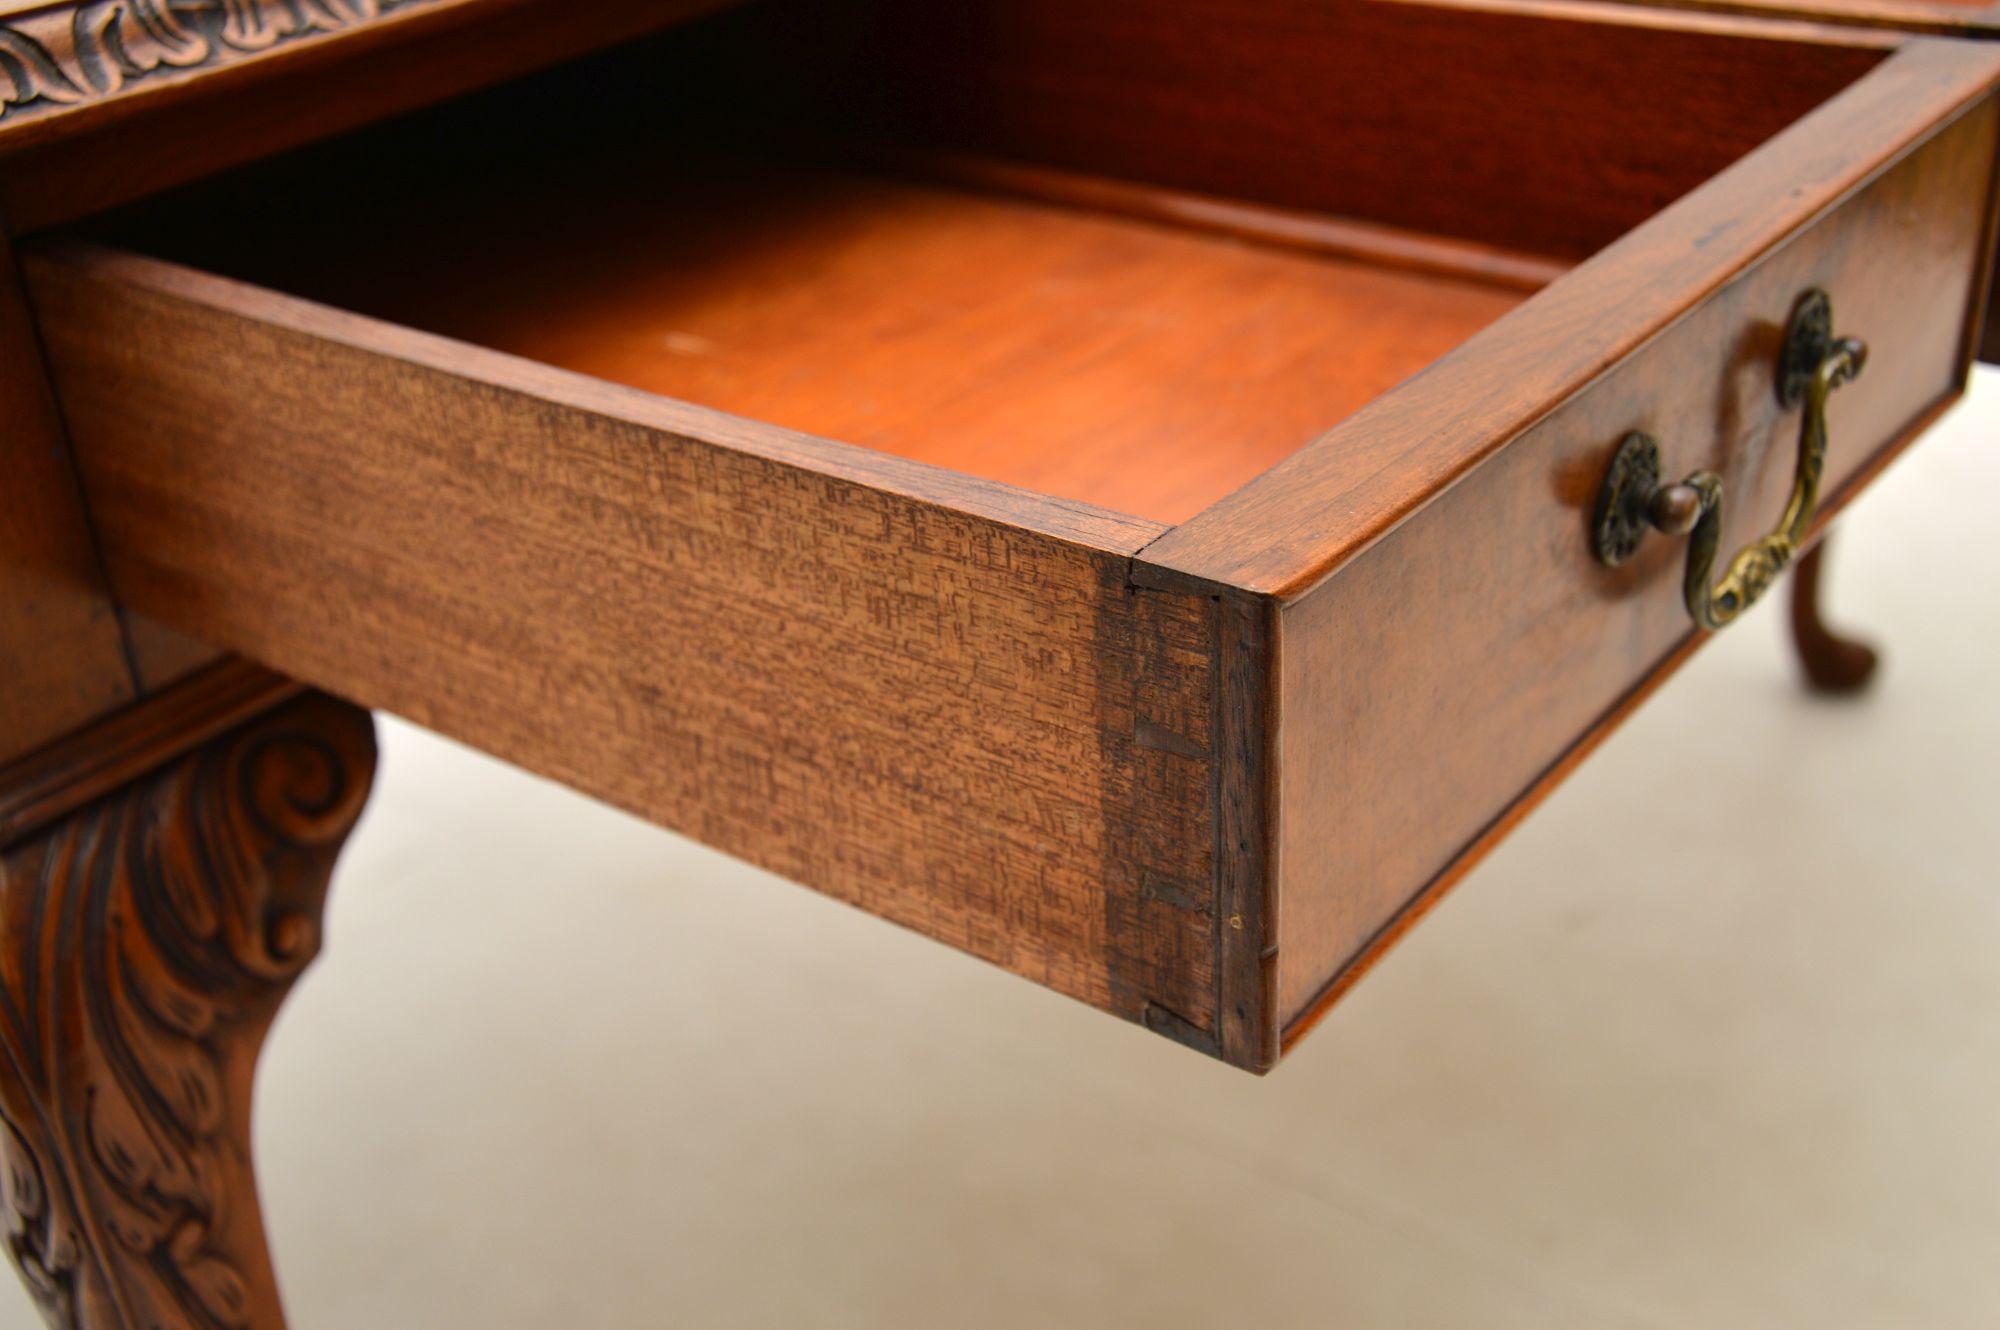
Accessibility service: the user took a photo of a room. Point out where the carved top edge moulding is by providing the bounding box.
[0,0,439,137]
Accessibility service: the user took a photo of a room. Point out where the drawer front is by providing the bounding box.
[1273,90,2000,1031]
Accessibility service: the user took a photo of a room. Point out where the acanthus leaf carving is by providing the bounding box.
[0,692,375,1329]
[0,0,417,125]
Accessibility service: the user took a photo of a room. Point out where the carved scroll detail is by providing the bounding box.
[0,692,375,1329]
[0,0,425,125]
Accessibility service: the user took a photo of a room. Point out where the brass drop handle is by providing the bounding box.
[1592,289,1867,631]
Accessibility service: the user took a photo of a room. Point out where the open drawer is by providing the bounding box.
[20,0,2000,1070]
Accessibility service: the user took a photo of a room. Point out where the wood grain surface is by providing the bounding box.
[17,0,1993,1071]
[103,150,1522,526]
[1263,77,2000,1033]
[1143,38,2000,597]
[0,656,299,844]
[0,229,132,759]
[850,148,1571,292]
[22,245,1277,1059]
[826,0,1890,261]
[1583,0,2000,363]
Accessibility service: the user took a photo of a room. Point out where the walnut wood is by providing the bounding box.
[97,0,1880,278]
[25,12,2000,1068]
[0,658,300,843]
[1254,81,2000,1030]
[1593,0,2000,364]
[1789,536,1881,692]
[1124,568,1280,1066]
[820,0,1891,262]
[2,216,221,757]
[845,147,1570,293]
[99,150,1524,525]
[0,228,132,760]
[1277,392,1962,1056]
[1142,38,2000,597]
[21,244,1282,1061]
[0,0,748,231]
[0,679,374,1330]
[121,615,227,694]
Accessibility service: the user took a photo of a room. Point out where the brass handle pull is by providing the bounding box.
[1592,289,1868,631]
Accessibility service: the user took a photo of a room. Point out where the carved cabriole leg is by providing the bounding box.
[1789,536,1881,695]
[0,665,375,1329]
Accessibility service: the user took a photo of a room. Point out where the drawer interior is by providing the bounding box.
[78,0,1886,525]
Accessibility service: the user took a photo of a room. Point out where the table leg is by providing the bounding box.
[1789,535,1880,694]
[0,680,374,1330]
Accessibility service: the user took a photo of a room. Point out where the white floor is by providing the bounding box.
[9,372,1998,1329]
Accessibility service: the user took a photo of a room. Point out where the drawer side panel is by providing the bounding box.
[25,252,1231,1050]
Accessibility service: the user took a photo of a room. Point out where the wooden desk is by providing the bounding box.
[1,0,1995,1323]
